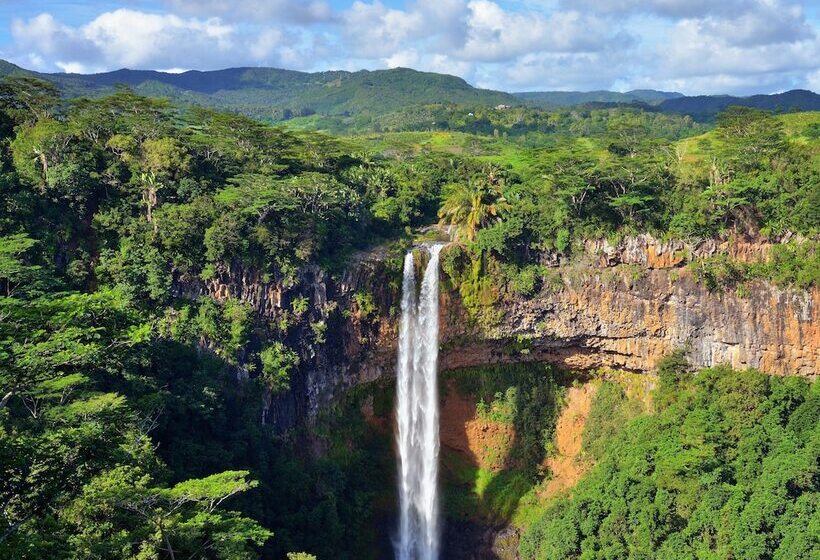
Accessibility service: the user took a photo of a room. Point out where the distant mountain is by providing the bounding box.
[514,89,684,107]
[0,60,516,121]
[657,89,820,118]
[1,59,818,123]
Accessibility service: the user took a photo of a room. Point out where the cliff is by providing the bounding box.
[438,269,816,376]
[191,236,817,429]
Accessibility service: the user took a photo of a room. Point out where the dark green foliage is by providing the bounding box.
[2,61,516,123]
[520,367,819,560]
[0,83,442,558]
[581,381,642,461]
[655,350,691,410]
[659,90,820,119]
[2,58,818,126]
[514,89,683,108]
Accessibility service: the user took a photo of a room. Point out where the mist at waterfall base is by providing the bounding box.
[394,245,443,560]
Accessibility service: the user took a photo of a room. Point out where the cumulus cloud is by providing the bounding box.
[342,1,427,58]
[696,2,813,47]
[633,4,820,93]
[489,51,630,90]
[560,0,751,18]
[460,1,632,62]
[9,9,319,73]
[163,0,334,24]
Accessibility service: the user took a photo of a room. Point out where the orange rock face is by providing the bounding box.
[435,269,817,378]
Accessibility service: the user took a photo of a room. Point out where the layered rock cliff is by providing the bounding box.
[190,235,817,430]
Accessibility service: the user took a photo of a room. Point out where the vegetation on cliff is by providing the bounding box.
[0,73,817,558]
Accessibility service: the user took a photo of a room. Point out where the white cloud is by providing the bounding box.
[488,51,628,90]
[560,0,750,18]
[83,10,236,68]
[641,14,820,93]
[164,0,335,24]
[342,1,427,58]
[807,69,820,92]
[698,1,814,47]
[385,49,475,80]
[10,14,98,69]
[9,9,321,73]
[460,1,630,62]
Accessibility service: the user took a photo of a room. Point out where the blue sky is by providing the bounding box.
[1,0,818,94]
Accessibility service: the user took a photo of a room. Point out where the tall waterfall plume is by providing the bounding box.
[395,244,443,560]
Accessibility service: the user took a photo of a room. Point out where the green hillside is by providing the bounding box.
[0,60,517,121]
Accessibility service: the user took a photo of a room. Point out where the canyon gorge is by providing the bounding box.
[193,234,817,430]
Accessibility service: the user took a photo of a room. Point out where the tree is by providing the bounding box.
[439,165,511,241]
[140,171,163,227]
[0,77,60,125]
[65,467,270,560]
[260,342,300,394]
[0,234,40,298]
[715,106,786,173]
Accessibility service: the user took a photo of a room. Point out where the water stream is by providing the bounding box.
[394,244,443,560]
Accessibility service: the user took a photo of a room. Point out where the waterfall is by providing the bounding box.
[395,244,443,560]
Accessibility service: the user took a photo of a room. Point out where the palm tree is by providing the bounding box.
[438,165,510,241]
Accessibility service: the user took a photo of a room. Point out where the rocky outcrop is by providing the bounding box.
[437,268,817,377]
[183,236,817,429]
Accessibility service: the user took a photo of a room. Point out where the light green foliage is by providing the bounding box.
[690,240,819,291]
[290,295,309,316]
[439,165,511,241]
[503,264,547,297]
[520,367,819,560]
[223,299,253,357]
[260,342,300,394]
[353,291,377,318]
[0,233,42,297]
[440,244,504,325]
[10,118,67,186]
[65,467,269,559]
[476,386,519,424]
[310,320,327,344]
[142,137,191,179]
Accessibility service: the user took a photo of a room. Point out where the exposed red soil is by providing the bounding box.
[439,382,516,472]
[538,383,597,499]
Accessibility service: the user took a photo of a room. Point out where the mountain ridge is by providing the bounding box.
[513,89,684,107]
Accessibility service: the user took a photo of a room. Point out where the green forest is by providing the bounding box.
[0,73,817,559]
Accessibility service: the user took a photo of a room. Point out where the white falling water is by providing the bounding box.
[395,244,443,560]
